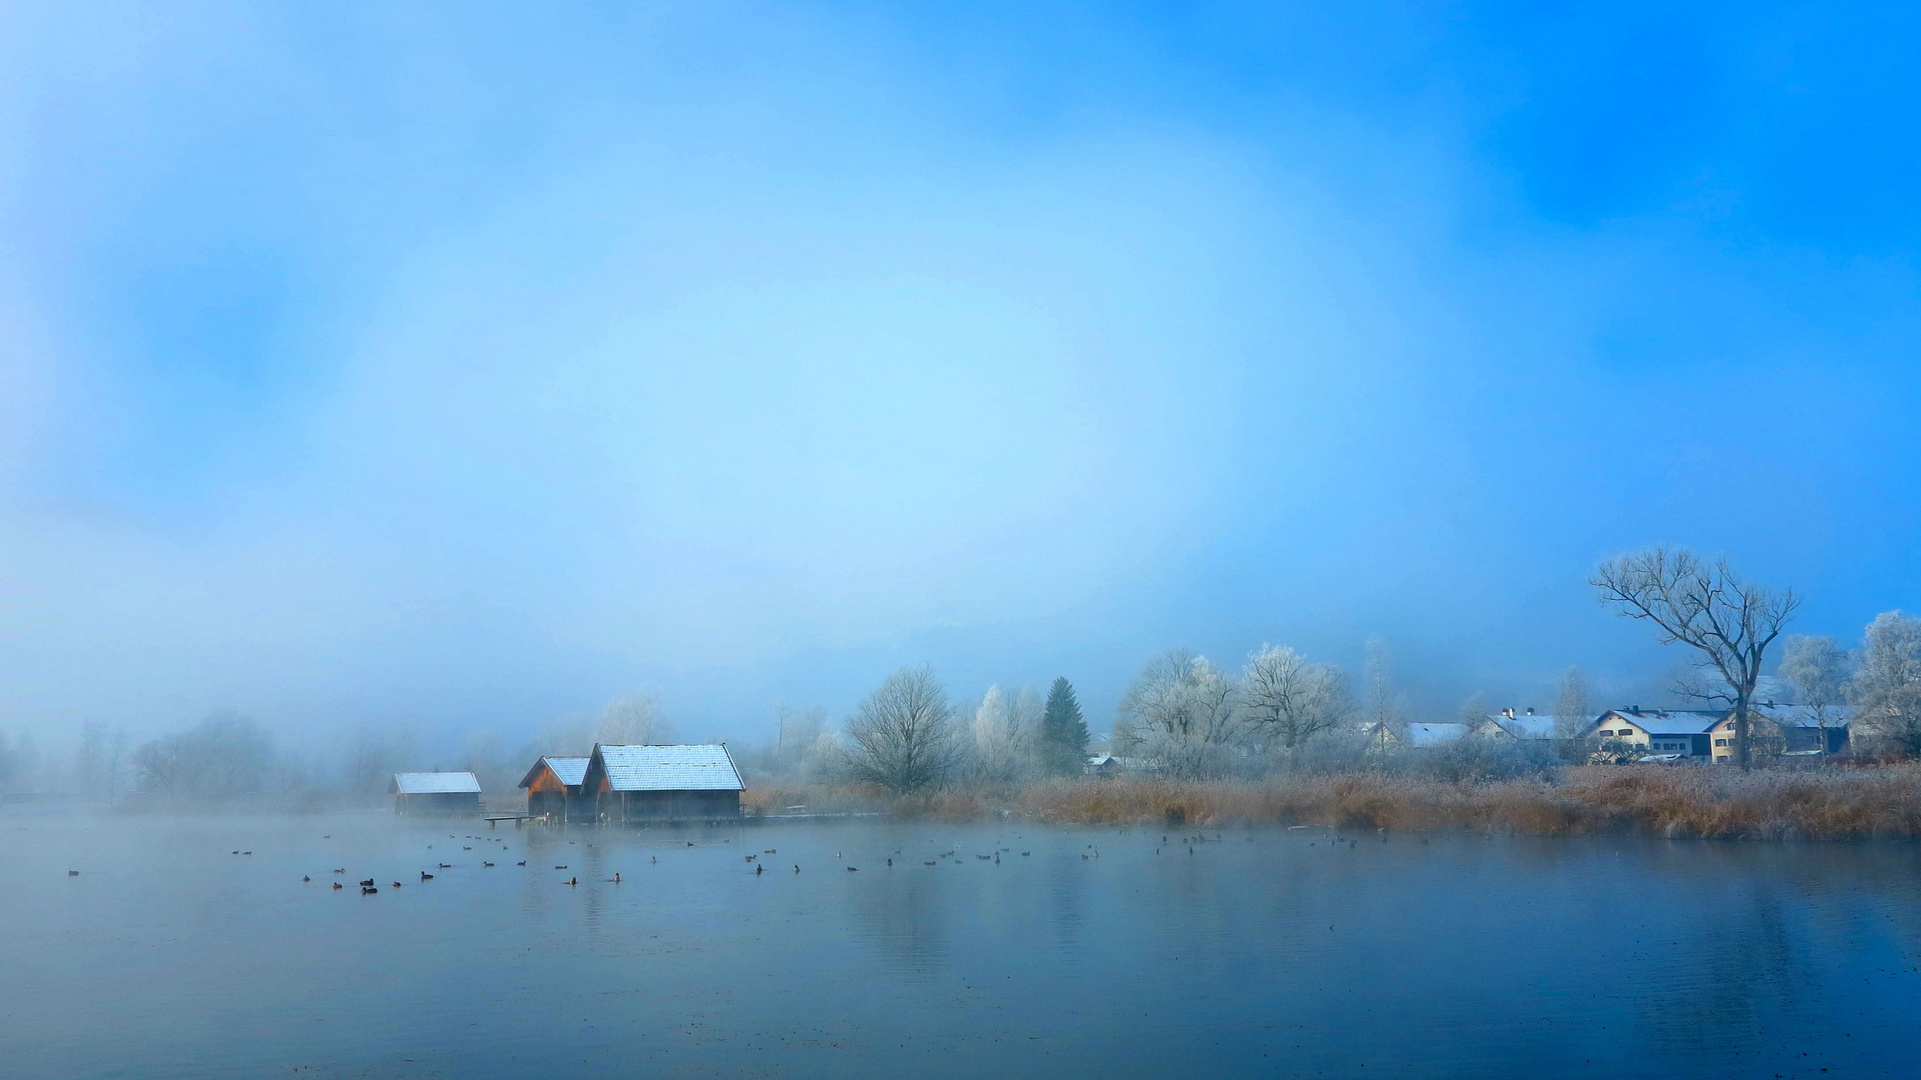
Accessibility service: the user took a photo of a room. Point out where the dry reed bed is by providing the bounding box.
[746,766,1921,839]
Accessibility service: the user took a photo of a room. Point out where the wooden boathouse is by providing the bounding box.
[390,771,482,816]
[518,755,590,821]
[583,743,744,823]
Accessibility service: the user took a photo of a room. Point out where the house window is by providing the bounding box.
[1714,739,1727,747]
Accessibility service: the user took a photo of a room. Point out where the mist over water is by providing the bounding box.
[8,814,1918,1079]
[7,8,1921,1078]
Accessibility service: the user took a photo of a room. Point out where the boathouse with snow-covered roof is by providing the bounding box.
[518,755,591,821]
[583,744,744,823]
[390,771,482,816]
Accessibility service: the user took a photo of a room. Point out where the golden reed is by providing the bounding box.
[746,766,1921,839]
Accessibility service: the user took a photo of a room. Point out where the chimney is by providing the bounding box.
[1502,707,1514,718]
[1524,707,1535,715]
[1630,705,1641,715]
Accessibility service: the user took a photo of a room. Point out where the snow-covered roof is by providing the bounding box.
[1589,709,1725,736]
[1752,704,1855,729]
[1405,722,1470,748]
[518,755,590,789]
[392,771,481,795]
[1483,714,1560,740]
[592,744,743,792]
[1086,754,1117,766]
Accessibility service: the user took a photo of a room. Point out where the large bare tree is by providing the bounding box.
[844,666,962,793]
[1592,547,1798,769]
[1240,644,1348,764]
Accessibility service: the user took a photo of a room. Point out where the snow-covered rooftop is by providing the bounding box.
[1483,713,1561,740]
[592,744,743,792]
[392,771,482,795]
[1752,704,1855,729]
[519,755,590,789]
[1594,710,1725,735]
[1404,722,1470,748]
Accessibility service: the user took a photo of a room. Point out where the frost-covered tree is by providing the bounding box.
[970,685,1036,783]
[132,714,276,802]
[773,704,827,778]
[1115,650,1241,778]
[1361,637,1406,751]
[1553,667,1590,742]
[1038,677,1089,776]
[597,693,675,745]
[1779,634,1850,756]
[1851,612,1921,757]
[1239,645,1348,765]
[844,666,963,793]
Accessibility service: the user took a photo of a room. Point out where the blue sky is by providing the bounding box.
[3,3,1920,747]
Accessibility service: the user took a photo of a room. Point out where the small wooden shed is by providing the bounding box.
[584,743,743,823]
[390,772,482,816]
[518,755,590,821]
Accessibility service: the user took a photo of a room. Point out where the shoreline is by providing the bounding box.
[744,764,1921,840]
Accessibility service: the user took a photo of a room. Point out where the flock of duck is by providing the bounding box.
[48,826,1398,888]
[301,832,535,894]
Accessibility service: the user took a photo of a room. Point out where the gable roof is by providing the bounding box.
[1750,704,1855,729]
[1404,722,1470,747]
[1585,709,1724,736]
[1481,713,1561,740]
[588,744,743,792]
[391,771,482,795]
[518,755,590,790]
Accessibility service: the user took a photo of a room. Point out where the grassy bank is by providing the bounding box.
[746,765,1921,839]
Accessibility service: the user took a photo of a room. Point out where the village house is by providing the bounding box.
[1360,721,1472,748]
[390,771,482,816]
[518,755,590,821]
[1580,708,1724,759]
[583,743,744,823]
[1583,704,1854,763]
[1717,704,1853,760]
[1475,707,1563,742]
[1083,753,1124,778]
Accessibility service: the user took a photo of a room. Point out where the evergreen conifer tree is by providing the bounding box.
[1040,677,1089,775]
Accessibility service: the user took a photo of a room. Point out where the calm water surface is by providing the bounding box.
[3,811,1918,1078]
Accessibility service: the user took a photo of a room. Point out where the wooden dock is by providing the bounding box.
[484,813,534,828]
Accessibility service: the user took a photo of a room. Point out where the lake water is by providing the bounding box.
[4,811,1919,1079]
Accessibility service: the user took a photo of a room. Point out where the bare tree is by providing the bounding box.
[773,704,827,777]
[1553,667,1590,741]
[74,720,106,798]
[844,666,962,793]
[1552,667,1590,762]
[597,693,675,745]
[1361,636,1405,752]
[133,736,187,800]
[1779,634,1850,758]
[1592,547,1798,770]
[1239,644,1348,765]
[1115,649,1242,778]
[1851,612,1921,757]
[106,727,129,800]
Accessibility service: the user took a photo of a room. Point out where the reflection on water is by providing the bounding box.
[4,812,1919,1079]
